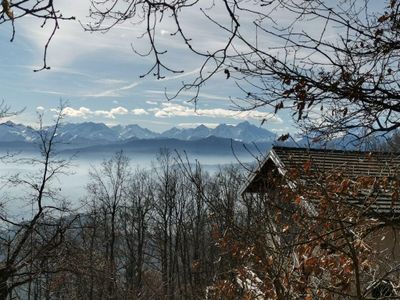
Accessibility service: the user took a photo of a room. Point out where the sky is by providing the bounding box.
[0,0,354,134]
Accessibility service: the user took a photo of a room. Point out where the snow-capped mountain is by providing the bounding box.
[160,121,276,143]
[213,121,276,143]
[55,122,118,143]
[0,121,37,142]
[0,121,276,144]
[111,124,159,140]
[160,124,211,140]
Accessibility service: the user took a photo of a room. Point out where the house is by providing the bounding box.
[240,146,400,298]
[242,146,400,215]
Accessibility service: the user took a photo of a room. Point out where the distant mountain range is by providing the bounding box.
[0,121,276,156]
[0,120,276,143]
[0,121,387,158]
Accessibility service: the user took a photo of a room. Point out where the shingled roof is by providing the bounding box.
[242,146,400,215]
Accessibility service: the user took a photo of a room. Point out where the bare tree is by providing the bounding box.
[150,149,181,299]
[120,169,155,298]
[85,151,130,300]
[86,0,400,140]
[0,107,73,300]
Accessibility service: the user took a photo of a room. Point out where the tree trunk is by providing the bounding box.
[0,283,7,300]
[0,267,10,300]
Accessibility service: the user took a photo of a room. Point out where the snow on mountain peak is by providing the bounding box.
[0,121,276,144]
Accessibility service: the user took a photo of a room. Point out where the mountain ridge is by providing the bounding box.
[0,121,276,144]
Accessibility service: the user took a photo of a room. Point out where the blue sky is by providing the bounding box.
[0,0,334,134]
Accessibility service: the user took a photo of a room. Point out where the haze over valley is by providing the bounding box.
[0,120,276,215]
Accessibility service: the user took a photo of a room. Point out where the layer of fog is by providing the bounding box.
[0,151,255,221]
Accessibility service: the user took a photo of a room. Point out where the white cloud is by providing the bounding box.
[152,103,282,122]
[60,106,129,119]
[61,107,92,118]
[132,108,149,115]
[111,106,129,115]
[94,106,129,118]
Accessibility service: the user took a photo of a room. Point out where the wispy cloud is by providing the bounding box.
[119,81,140,91]
[17,0,143,68]
[84,81,141,98]
[32,89,66,96]
[146,89,229,101]
[93,78,128,85]
[152,103,282,122]
[146,100,158,105]
[160,68,201,81]
[179,91,230,101]
[84,90,122,98]
[46,66,93,78]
